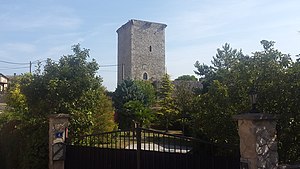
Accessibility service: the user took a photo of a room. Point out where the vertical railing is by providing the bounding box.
[65,126,240,169]
[136,124,141,169]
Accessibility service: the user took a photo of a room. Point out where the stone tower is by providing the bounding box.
[117,19,167,84]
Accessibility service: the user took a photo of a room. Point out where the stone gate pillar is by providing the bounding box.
[49,114,70,169]
[233,113,278,169]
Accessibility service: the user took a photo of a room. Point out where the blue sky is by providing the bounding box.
[1,0,299,91]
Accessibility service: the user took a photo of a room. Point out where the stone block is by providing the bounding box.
[233,113,278,169]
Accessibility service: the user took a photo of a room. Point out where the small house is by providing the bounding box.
[0,73,8,93]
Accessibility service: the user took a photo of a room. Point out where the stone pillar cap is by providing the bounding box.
[233,113,277,121]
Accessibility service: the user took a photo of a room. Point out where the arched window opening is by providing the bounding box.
[149,46,152,52]
[143,73,148,80]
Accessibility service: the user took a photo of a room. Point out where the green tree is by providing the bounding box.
[175,75,198,81]
[156,74,177,132]
[211,43,243,70]
[124,100,154,127]
[134,80,156,105]
[113,79,155,128]
[0,44,116,169]
[194,43,244,94]
[190,80,238,144]
[173,80,195,135]
[193,40,300,163]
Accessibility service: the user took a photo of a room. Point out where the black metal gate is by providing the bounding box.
[65,127,239,169]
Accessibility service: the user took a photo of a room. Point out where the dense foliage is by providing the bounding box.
[173,80,199,135]
[192,40,300,163]
[0,44,116,169]
[156,74,178,132]
[1,40,298,167]
[175,75,198,81]
[113,79,155,128]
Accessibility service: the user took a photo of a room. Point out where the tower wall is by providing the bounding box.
[117,21,132,84]
[117,19,167,85]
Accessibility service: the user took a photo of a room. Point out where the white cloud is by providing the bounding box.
[33,32,83,44]
[2,43,36,54]
[165,0,300,45]
[163,0,300,80]
[0,4,81,31]
[40,45,70,59]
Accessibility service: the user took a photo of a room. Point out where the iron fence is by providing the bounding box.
[65,127,240,169]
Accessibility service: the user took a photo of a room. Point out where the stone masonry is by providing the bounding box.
[49,114,70,169]
[117,19,167,84]
[234,113,278,169]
